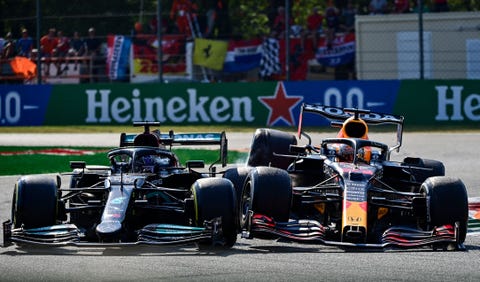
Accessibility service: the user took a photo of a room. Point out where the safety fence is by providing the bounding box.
[1,2,479,84]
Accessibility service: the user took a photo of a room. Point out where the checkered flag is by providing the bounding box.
[259,38,281,78]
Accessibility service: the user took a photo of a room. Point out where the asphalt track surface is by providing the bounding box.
[0,131,479,281]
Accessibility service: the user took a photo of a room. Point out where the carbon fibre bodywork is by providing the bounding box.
[4,122,237,248]
[241,104,468,250]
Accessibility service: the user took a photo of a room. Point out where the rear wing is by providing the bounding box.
[120,132,227,147]
[298,103,405,152]
[120,122,228,167]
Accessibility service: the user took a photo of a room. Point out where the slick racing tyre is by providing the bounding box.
[192,178,237,247]
[239,167,292,230]
[247,128,297,169]
[421,176,468,244]
[12,175,58,229]
[223,166,253,231]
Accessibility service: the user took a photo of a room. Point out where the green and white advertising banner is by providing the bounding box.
[1,80,479,127]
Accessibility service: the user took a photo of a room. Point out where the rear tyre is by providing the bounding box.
[192,178,237,248]
[403,157,445,184]
[421,176,468,244]
[12,175,58,229]
[247,128,297,169]
[239,167,292,230]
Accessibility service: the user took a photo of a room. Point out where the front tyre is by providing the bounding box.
[192,178,237,248]
[12,175,58,229]
[421,176,468,244]
[239,167,292,230]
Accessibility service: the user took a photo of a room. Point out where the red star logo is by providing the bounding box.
[259,82,303,126]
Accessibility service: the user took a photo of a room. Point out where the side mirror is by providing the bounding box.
[220,131,228,167]
[70,161,86,169]
[289,144,306,154]
[186,160,205,169]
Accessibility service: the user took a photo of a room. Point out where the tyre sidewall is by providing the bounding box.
[13,175,58,229]
[192,177,237,247]
[421,176,468,243]
[244,166,292,223]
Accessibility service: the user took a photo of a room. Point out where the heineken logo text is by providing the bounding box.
[85,88,255,123]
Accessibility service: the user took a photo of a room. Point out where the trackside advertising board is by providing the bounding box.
[0,80,479,127]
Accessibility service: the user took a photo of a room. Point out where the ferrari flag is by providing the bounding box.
[193,38,228,70]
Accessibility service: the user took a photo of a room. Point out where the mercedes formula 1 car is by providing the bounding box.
[3,122,237,248]
[231,103,468,250]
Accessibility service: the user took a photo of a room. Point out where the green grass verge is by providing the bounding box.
[0,146,248,176]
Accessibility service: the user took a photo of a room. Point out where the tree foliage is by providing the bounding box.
[0,0,479,41]
[230,0,270,39]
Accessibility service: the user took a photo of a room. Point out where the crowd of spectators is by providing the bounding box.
[270,0,454,47]
[0,0,465,81]
[0,26,104,80]
[365,0,452,14]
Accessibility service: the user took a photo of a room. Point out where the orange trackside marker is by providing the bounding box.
[343,200,368,229]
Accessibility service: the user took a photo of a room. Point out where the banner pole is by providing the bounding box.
[285,0,290,81]
[36,0,42,84]
[157,0,163,83]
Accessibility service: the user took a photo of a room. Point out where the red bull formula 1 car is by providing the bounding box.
[232,103,468,250]
[3,122,237,248]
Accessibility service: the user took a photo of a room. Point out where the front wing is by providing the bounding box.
[3,218,224,247]
[244,213,465,250]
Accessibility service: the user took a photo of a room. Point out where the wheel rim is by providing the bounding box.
[11,187,18,227]
[239,182,251,228]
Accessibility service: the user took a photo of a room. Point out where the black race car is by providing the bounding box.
[3,122,237,248]
[230,104,468,250]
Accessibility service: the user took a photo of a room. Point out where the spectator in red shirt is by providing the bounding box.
[149,16,168,35]
[393,0,410,13]
[271,6,293,39]
[55,30,70,75]
[302,7,323,51]
[170,0,197,37]
[40,28,58,76]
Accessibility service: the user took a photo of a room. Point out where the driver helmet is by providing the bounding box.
[139,154,171,173]
[336,144,354,162]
